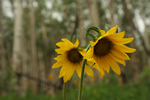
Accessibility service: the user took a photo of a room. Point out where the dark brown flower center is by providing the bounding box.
[94,37,113,57]
[67,48,83,63]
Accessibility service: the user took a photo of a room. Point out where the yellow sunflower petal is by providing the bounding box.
[74,39,79,47]
[79,49,86,56]
[100,30,105,36]
[67,64,75,80]
[61,38,72,44]
[56,42,68,49]
[84,48,93,59]
[59,65,67,78]
[111,48,130,60]
[93,56,105,75]
[92,63,99,69]
[100,56,110,73]
[86,58,95,66]
[59,60,72,79]
[106,25,118,35]
[55,48,66,54]
[63,63,75,82]
[52,61,63,68]
[107,57,121,75]
[107,31,125,39]
[99,70,105,78]
[114,44,136,53]
[85,65,94,77]
[61,38,74,48]
[90,41,96,47]
[75,64,82,78]
[54,54,66,61]
[108,53,126,66]
[56,41,72,51]
[113,38,134,45]
[56,42,64,47]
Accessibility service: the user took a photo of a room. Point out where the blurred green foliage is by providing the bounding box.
[0,70,150,100]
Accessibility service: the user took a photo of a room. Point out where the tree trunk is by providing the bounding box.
[29,0,38,93]
[12,0,24,93]
[86,0,101,83]
[122,0,140,84]
[37,49,45,92]
[0,0,6,77]
[76,0,86,46]
[86,0,100,28]
[10,0,14,15]
[41,23,51,77]
[109,0,115,27]
[20,31,28,97]
[142,7,150,66]
[12,0,23,73]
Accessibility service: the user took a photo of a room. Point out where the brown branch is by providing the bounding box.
[15,72,62,90]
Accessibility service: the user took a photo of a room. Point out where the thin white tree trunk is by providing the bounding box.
[12,0,23,93]
[12,0,23,73]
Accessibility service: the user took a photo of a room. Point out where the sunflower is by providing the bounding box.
[52,38,93,83]
[84,25,136,78]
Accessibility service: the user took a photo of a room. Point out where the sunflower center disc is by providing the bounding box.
[67,48,83,63]
[94,37,113,57]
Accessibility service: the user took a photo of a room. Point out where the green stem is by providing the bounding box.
[63,82,66,100]
[78,59,87,100]
[78,44,91,100]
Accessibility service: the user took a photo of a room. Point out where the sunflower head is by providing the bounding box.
[52,38,93,83]
[67,48,83,63]
[94,37,113,57]
[85,25,136,78]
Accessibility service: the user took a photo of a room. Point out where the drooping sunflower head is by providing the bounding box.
[85,25,136,78]
[52,38,93,83]
[94,37,113,57]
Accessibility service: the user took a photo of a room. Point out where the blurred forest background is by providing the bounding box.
[0,0,150,100]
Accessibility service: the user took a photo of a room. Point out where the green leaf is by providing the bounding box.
[116,28,118,33]
[78,45,88,50]
[87,26,100,34]
[71,35,75,43]
[86,26,100,41]
[56,45,60,48]
[85,32,96,40]
[106,24,111,30]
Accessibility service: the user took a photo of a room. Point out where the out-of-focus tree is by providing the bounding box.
[76,0,86,46]
[109,0,115,27]
[86,0,100,28]
[29,0,38,94]
[12,0,24,92]
[0,0,6,78]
